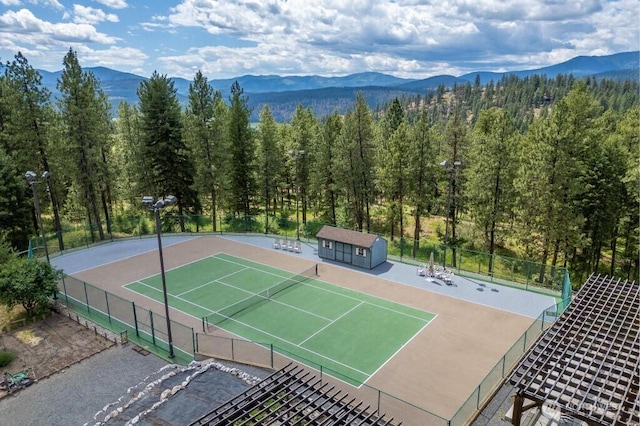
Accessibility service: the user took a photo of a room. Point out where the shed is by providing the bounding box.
[316,225,387,270]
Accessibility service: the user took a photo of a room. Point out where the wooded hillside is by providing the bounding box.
[1,50,638,284]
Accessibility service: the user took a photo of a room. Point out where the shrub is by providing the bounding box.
[0,350,16,368]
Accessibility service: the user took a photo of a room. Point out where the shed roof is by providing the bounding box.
[508,273,639,425]
[316,225,381,248]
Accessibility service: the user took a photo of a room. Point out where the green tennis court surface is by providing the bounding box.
[125,253,436,385]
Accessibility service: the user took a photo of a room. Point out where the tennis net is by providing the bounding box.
[204,263,318,331]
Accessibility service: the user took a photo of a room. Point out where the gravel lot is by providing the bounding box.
[0,345,167,426]
[0,342,274,426]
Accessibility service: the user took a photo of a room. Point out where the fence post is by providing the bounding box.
[62,276,69,306]
[105,292,111,324]
[377,389,381,414]
[270,344,274,368]
[501,354,506,377]
[191,327,196,356]
[231,338,235,360]
[132,301,140,337]
[149,311,155,345]
[490,254,495,282]
[83,281,91,314]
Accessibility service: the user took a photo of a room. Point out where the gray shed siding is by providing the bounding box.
[316,226,387,270]
[318,239,336,260]
[369,237,388,269]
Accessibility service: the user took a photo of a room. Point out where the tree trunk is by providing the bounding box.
[211,190,217,232]
[399,198,404,258]
[412,211,421,258]
[101,190,111,238]
[330,190,337,226]
[489,219,496,274]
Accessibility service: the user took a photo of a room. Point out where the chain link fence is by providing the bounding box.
[57,275,195,362]
[50,214,573,424]
[39,213,571,296]
[194,297,569,426]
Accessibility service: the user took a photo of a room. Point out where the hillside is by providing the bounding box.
[3,51,638,121]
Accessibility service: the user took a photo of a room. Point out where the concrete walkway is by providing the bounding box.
[52,234,556,319]
[222,235,557,319]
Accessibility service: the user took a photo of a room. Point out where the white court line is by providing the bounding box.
[212,253,297,281]
[129,251,437,386]
[133,281,216,316]
[269,297,332,321]
[362,314,438,386]
[176,267,249,297]
[213,314,370,378]
[214,253,434,321]
[133,254,233,285]
[303,279,433,322]
[298,302,364,345]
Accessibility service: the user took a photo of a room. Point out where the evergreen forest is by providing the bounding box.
[1,49,638,286]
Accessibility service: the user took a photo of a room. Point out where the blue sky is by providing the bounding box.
[0,0,638,79]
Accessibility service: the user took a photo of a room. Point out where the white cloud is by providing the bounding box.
[95,0,128,9]
[42,0,65,10]
[72,5,119,24]
[73,45,147,68]
[0,9,118,43]
[1,0,637,79]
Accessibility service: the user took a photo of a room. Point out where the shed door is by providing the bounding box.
[335,242,352,264]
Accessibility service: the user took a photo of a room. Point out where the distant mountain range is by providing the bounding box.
[6,51,640,121]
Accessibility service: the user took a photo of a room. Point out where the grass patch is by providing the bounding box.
[0,350,16,368]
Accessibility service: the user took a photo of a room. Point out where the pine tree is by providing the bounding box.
[339,92,375,232]
[226,81,255,217]
[114,101,143,208]
[514,84,595,281]
[57,49,112,242]
[2,53,66,250]
[312,110,342,225]
[184,71,228,231]
[289,105,317,225]
[441,111,468,266]
[407,109,437,257]
[0,149,32,250]
[257,105,280,232]
[466,108,518,272]
[138,71,198,229]
[378,97,405,240]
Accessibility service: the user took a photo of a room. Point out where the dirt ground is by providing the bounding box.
[0,311,116,398]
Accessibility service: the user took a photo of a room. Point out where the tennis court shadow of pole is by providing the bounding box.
[467,278,500,293]
[319,259,394,276]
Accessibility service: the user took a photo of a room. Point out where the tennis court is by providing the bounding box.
[124,252,435,385]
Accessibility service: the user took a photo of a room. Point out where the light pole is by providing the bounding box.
[439,160,462,267]
[142,195,177,359]
[288,150,304,241]
[25,171,51,264]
